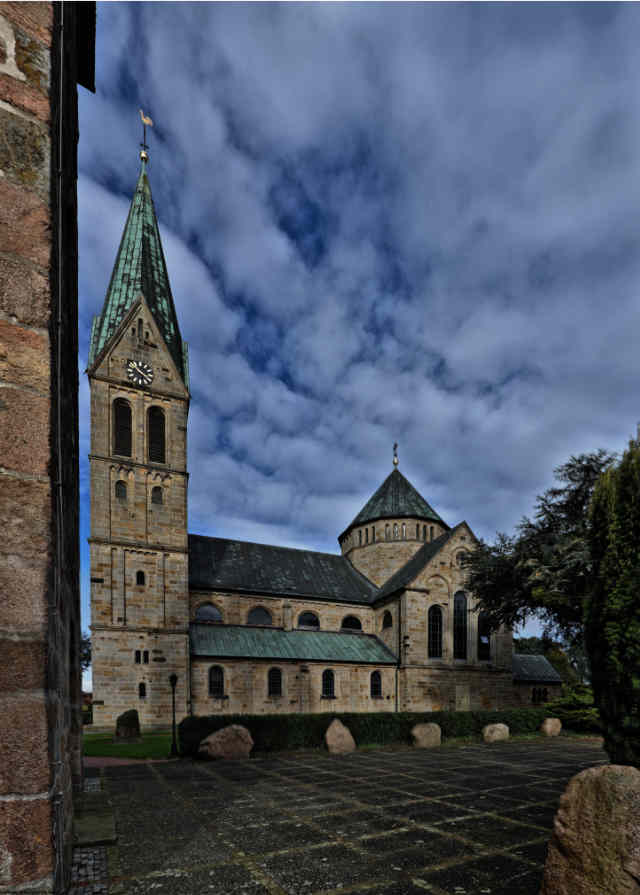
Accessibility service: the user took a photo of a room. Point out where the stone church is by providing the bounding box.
[88,154,561,730]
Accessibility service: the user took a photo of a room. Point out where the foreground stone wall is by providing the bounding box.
[0,4,91,891]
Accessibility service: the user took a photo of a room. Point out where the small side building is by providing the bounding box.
[512,654,564,705]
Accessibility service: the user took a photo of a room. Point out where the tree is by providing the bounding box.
[586,437,640,767]
[464,450,616,651]
[80,631,91,672]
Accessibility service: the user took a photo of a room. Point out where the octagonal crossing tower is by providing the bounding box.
[87,153,190,729]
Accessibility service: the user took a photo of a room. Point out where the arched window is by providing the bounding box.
[393,523,399,539]
[430,526,434,540]
[542,687,548,702]
[136,571,145,586]
[115,480,127,500]
[151,486,163,505]
[209,666,224,698]
[113,399,132,457]
[341,615,362,631]
[423,525,427,541]
[532,687,540,704]
[382,610,393,630]
[195,603,223,623]
[370,670,382,698]
[138,682,146,699]
[371,527,375,543]
[453,592,467,659]
[322,669,335,698]
[402,523,406,539]
[143,650,149,664]
[297,611,319,629]
[385,524,390,541]
[248,606,272,626]
[135,650,141,664]
[477,612,491,661]
[428,606,443,658]
[359,530,362,546]
[456,550,467,568]
[148,406,165,464]
[268,667,282,697]
[416,523,420,539]
[365,528,368,544]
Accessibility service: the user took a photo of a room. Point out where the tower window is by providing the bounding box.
[341,615,362,631]
[135,650,141,664]
[428,606,443,658]
[393,523,398,539]
[365,528,368,544]
[322,669,335,698]
[137,318,143,342]
[423,525,427,541]
[385,524,390,541]
[143,650,149,664]
[268,667,282,697]
[456,550,466,568]
[115,480,127,500]
[136,571,145,586]
[113,398,132,457]
[477,612,491,661]
[138,682,146,699]
[372,527,375,543]
[151,486,163,505]
[297,611,320,629]
[453,592,467,660]
[359,530,362,546]
[382,610,393,630]
[195,603,223,623]
[148,407,166,464]
[248,606,272,626]
[370,670,382,698]
[402,523,406,539]
[430,526,434,540]
[416,523,419,539]
[209,665,224,698]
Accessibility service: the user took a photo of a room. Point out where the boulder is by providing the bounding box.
[541,717,562,737]
[541,764,640,895]
[325,718,356,754]
[115,709,140,741]
[411,722,441,748]
[198,725,254,760]
[482,722,509,743]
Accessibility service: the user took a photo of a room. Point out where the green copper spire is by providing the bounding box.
[88,157,188,386]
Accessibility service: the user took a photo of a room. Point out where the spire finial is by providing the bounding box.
[393,442,399,467]
[139,108,153,163]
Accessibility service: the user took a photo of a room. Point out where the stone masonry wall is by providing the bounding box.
[342,517,447,586]
[0,4,86,892]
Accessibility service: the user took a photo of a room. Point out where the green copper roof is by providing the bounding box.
[342,469,448,537]
[190,624,397,664]
[88,160,187,383]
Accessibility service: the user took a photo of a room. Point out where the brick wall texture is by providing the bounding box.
[0,3,84,892]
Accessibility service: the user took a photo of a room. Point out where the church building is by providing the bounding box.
[88,152,561,730]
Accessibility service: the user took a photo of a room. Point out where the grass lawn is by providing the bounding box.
[83,730,173,760]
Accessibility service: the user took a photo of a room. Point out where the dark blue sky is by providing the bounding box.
[78,3,640,680]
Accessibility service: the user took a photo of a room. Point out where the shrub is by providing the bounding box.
[178,707,552,758]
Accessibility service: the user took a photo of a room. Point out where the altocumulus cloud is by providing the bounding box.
[78,2,640,645]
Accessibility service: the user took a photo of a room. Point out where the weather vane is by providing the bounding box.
[139,109,153,162]
[393,442,399,467]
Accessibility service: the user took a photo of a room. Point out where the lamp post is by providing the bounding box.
[169,673,178,758]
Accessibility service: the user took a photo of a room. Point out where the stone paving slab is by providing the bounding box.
[71,737,607,895]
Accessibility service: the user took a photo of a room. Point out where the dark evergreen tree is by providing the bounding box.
[586,438,640,767]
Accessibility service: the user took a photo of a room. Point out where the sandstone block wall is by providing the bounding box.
[0,4,89,891]
[341,517,446,586]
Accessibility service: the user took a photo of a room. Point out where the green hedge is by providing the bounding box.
[543,699,603,734]
[178,707,553,757]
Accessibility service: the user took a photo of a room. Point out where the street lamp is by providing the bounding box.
[169,673,178,758]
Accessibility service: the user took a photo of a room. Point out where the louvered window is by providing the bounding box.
[148,407,165,463]
[428,605,443,658]
[453,592,467,659]
[113,399,132,456]
[268,667,282,697]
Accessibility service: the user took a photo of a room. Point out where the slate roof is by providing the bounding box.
[189,535,378,604]
[512,654,563,683]
[342,469,447,538]
[88,160,188,384]
[375,529,454,601]
[190,624,397,664]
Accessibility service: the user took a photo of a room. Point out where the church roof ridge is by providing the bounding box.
[88,159,187,383]
[340,467,448,539]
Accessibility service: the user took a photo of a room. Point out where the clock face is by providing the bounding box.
[127,359,154,386]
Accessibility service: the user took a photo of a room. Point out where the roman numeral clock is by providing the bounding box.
[127,359,154,386]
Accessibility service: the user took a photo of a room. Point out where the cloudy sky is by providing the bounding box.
[78,2,640,672]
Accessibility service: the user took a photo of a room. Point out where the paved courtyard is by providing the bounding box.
[83,738,607,895]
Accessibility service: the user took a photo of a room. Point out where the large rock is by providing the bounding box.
[541,764,640,895]
[325,718,356,754]
[411,722,441,748]
[482,722,509,743]
[115,709,140,741]
[198,725,254,760]
[541,717,562,737]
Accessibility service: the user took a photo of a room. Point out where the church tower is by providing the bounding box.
[87,150,190,728]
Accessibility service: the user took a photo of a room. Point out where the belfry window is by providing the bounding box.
[151,486,163,505]
[115,480,127,500]
[453,592,467,659]
[428,605,443,658]
[477,612,491,661]
[209,666,224,698]
[370,670,382,698]
[322,669,335,698]
[113,398,132,457]
[268,667,282,697]
[148,407,166,464]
